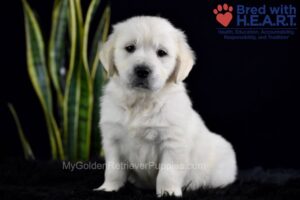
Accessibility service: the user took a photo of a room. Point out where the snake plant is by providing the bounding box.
[9,0,110,161]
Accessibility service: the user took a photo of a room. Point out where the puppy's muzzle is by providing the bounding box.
[132,65,152,89]
[134,65,151,79]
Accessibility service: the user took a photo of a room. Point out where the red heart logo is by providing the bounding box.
[216,12,233,27]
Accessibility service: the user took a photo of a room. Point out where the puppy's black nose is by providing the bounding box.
[134,65,151,79]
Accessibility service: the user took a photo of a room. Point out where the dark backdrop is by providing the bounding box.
[0,0,299,169]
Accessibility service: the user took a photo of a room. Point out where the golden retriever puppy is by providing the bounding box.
[94,16,237,197]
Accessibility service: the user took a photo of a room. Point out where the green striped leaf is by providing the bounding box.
[90,63,103,158]
[64,0,81,160]
[8,103,35,160]
[23,0,52,112]
[22,0,57,159]
[90,5,110,73]
[90,5,110,157]
[71,0,94,161]
[82,0,100,159]
[83,0,101,71]
[76,0,94,160]
[77,65,93,160]
[22,0,109,161]
[49,0,68,106]
[64,0,93,161]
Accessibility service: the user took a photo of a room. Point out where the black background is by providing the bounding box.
[0,0,299,169]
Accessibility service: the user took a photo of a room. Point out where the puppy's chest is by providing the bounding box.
[108,97,168,166]
[119,134,159,187]
[119,99,167,141]
[119,133,159,164]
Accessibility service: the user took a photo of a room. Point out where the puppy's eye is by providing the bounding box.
[157,49,167,57]
[125,45,135,53]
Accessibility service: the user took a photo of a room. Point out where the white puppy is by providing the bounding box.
[94,16,237,197]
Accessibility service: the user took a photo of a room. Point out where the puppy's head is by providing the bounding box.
[100,16,195,91]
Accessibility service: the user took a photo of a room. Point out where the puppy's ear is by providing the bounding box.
[99,33,116,77]
[173,30,195,83]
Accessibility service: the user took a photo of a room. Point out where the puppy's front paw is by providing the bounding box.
[93,182,123,192]
[157,187,182,197]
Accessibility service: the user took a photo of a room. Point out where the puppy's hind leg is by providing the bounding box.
[209,142,237,188]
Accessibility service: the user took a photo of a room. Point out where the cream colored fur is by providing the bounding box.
[94,16,237,197]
